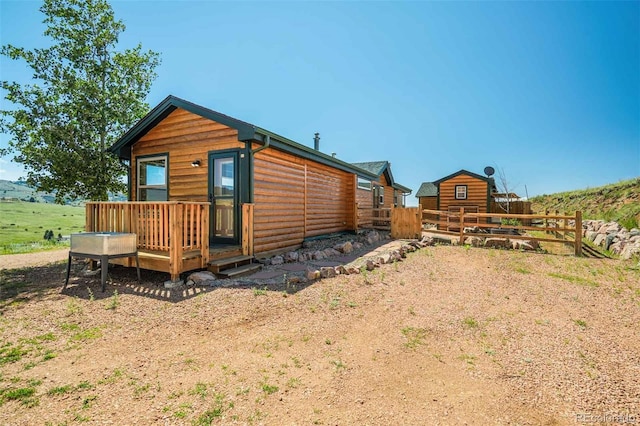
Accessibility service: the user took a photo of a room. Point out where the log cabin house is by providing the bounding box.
[87,95,411,280]
[416,169,531,230]
[351,161,412,228]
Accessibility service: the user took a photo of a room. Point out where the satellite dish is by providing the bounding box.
[484,166,495,177]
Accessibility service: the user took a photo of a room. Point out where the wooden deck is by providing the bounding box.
[86,202,255,281]
[109,245,244,276]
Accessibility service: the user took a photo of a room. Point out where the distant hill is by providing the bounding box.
[0,179,127,204]
[530,178,640,230]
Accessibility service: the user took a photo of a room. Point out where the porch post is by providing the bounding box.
[169,203,184,281]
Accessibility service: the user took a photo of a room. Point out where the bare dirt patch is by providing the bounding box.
[1,247,639,425]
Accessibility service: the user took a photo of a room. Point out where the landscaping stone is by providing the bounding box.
[186,271,217,285]
[163,279,184,289]
[583,219,640,259]
[284,251,299,263]
[270,255,284,265]
[320,267,336,278]
[306,268,320,280]
[464,236,484,247]
[334,241,354,254]
[484,238,511,249]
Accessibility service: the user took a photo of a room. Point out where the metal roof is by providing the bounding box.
[415,182,438,197]
[107,95,378,179]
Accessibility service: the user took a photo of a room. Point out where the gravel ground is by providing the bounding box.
[0,245,638,425]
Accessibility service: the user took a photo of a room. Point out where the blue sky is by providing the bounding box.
[1,0,638,205]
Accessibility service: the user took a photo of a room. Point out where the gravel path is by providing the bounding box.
[0,248,69,270]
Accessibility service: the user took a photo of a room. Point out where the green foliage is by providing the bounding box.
[501,218,522,227]
[0,344,29,365]
[401,326,428,349]
[530,178,640,229]
[462,317,479,329]
[105,290,119,310]
[0,0,160,202]
[548,272,600,288]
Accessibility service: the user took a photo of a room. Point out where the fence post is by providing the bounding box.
[459,207,465,244]
[575,211,582,256]
[545,209,549,234]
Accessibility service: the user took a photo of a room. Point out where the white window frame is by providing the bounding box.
[455,185,467,200]
[137,155,168,201]
[357,177,372,191]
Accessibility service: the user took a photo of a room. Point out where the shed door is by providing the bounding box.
[208,151,239,245]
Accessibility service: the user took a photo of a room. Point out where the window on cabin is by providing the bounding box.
[137,155,168,201]
[373,185,384,206]
[357,177,371,191]
[455,185,467,200]
[395,191,404,207]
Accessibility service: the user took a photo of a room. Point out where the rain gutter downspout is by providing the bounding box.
[247,134,271,203]
[251,134,270,155]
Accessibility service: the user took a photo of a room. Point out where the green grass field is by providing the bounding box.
[0,201,85,254]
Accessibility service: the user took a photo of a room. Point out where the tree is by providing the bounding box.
[0,0,160,202]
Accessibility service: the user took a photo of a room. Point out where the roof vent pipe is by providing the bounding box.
[313,132,320,151]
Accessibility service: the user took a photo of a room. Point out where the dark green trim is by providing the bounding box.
[251,129,378,179]
[433,169,492,185]
[242,142,253,204]
[392,182,412,194]
[135,152,169,201]
[109,95,256,160]
[109,95,378,181]
[454,184,468,200]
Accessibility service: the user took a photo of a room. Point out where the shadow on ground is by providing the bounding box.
[0,260,319,306]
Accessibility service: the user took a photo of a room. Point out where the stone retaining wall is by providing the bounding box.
[582,220,640,260]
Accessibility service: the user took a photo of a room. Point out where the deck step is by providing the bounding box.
[216,263,262,279]
[207,255,255,274]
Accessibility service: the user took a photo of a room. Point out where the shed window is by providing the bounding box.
[138,155,168,201]
[357,177,371,191]
[455,185,467,200]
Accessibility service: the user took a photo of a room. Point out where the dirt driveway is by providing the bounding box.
[0,248,69,270]
[1,246,639,425]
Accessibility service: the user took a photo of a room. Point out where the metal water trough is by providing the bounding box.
[63,232,140,292]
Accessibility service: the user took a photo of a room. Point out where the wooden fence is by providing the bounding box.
[420,208,583,256]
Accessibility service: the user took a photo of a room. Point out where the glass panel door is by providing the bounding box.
[209,152,239,245]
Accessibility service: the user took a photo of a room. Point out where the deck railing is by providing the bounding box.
[86,202,210,279]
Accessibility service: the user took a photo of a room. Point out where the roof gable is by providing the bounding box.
[351,161,388,176]
[433,169,492,185]
[108,95,378,179]
[109,95,257,159]
[351,160,412,194]
[415,182,438,197]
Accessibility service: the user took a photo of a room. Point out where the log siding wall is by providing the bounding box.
[438,175,489,213]
[131,108,244,202]
[252,148,355,254]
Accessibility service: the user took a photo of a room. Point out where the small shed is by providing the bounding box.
[416,169,497,228]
